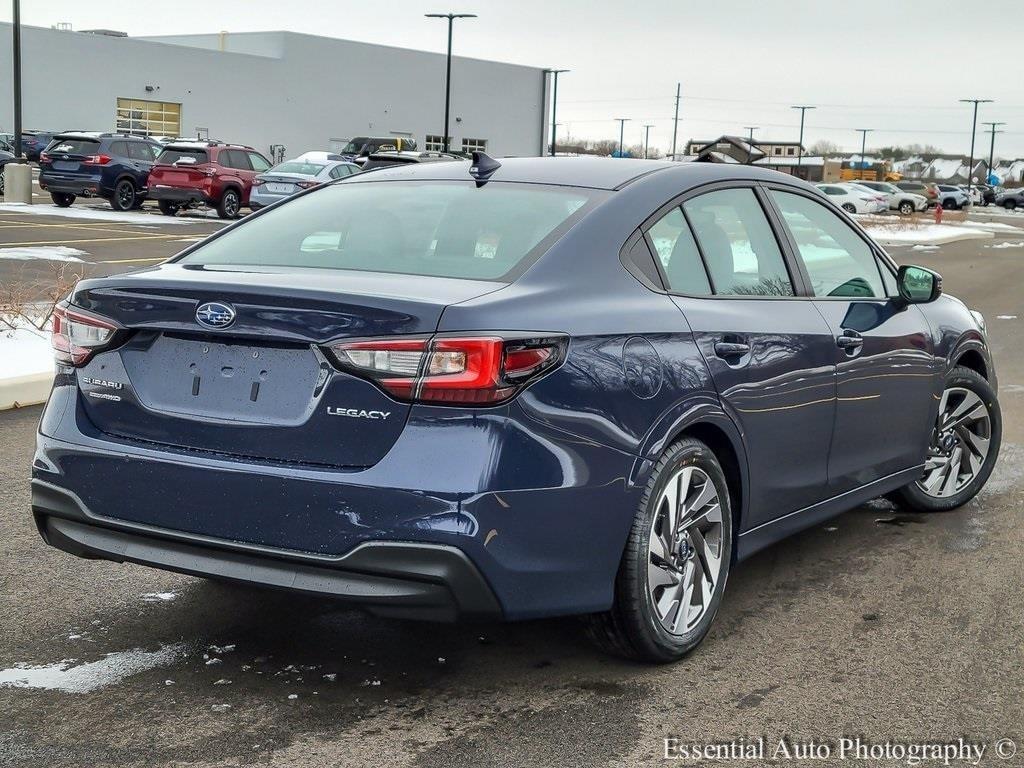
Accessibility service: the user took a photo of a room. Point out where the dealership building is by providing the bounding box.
[0,23,551,160]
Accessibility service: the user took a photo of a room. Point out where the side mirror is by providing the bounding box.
[897,265,942,304]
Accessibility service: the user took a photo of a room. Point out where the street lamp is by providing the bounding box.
[544,69,569,157]
[981,121,1005,186]
[614,118,630,158]
[425,13,477,154]
[960,98,992,197]
[642,124,654,159]
[855,128,873,178]
[790,105,816,170]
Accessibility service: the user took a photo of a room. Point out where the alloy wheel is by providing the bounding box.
[116,182,135,210]
[225,192,239,217]
[647,466,724,635]
[917,386,992,498]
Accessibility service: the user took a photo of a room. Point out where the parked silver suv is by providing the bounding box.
[856,181,928,215]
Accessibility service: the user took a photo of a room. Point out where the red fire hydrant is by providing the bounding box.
[935,202,943,224]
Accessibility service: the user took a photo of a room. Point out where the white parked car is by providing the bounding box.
[816,183,888,214]
[853,180,929,215]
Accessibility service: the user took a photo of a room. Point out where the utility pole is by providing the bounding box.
[743,126,758,164]
[960,98,992,198]
[12,0,23,161]
[855,129,873,178]
[6,0,32,203]
[425,13,477,153]
[642,124,654,159]
[790,105,815,171]
[544,69,569,157]
[670,83,681,160]
[982,121,1006,185]
[615,118,630,158]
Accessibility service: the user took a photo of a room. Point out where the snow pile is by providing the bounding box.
[861,223,992,246]
[1,323,53,379]
[987,241,1024,249]
[0,644,185,693]
[0,246,89,262]
[0,202,221,226]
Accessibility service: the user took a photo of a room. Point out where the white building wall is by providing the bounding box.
[0,25,549,160]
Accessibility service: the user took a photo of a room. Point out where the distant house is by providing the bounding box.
[754,155,838,183]
[684,136,764,163]
[921,157,989,184]
[892,155,927,179]
[994,160,1024,186]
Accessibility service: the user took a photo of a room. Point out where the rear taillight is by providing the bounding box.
[327,335,566,405]
[39,152,51,164]
[251,177,265,187]
[51,305,119,366]
[296,180,320,189]
[83,154,112,166]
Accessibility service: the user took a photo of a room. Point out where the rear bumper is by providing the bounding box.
[249,188,291,209]
[150,185,210,205]
[33,480,501,622]
[38,173,106,197]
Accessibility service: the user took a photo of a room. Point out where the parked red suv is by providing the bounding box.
[148,142,272,219]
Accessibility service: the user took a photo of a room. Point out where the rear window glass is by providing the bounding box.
[272,162,326,175]
[48,138,100,155]
[179,181,601,281]
[157,148,209,165]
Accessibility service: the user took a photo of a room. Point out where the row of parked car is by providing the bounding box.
[815,178,1024,215]
[2,131,469,218]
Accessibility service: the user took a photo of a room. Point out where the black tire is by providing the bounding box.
[110,179,137,212]
[217,188,241,219]
[898,200,914,216]
[50,192,75,208]
[131,195,145,210]
[0,167,5,197]
[895,365,1001,513]
[841,202,857,214]
[1005,200,1017,211]
[157,200,180,216]
[943,197,958,210]
[585,438,733,663]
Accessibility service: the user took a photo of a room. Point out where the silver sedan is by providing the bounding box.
[250,159,360,209]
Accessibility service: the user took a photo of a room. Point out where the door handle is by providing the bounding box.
[836,332,864,351]
[714,341,751,358]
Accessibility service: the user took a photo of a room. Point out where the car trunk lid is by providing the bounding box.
[73,263,502,467]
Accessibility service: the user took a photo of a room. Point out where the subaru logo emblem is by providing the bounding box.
[195,302,236,329]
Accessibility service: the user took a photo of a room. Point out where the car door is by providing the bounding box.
[127,141,156,190]
[651,184,839,528]
[765,185,941,494]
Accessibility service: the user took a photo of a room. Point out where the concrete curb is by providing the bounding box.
[0,371,54,411]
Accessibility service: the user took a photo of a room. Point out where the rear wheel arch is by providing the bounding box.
[674,422,744,549]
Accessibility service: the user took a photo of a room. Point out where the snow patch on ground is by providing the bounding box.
[140,592,178,603]
[0,644,185,693]
[861,223,992,246]
[0,323,53,379]
[986,241,1024,249]
[0,202,220,226]
[911,244,939,251]
[0,245,89,262]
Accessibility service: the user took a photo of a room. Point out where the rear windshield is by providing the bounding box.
[272,162,326,175]
[47,138,100,155]
[179,181,602,281]
[157,148,209,165]
[361,156,420,170]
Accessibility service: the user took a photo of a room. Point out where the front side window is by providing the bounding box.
[682,188,793,297]
[179,181,601,281]
[646,207,711,295]
[770,190,884,298]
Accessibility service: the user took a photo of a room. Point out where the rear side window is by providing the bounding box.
[682,189,793,297]
[179,181,601,281]
[48,138,100,155]
[108,141,131,157]
[157,148,208,165]
[248,152,271,172]
[127,142,156,161]
[221,149,252,170]
[647,207,711,295]
[771,191,884,298]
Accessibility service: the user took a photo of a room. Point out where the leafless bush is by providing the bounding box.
[0,261,84,331]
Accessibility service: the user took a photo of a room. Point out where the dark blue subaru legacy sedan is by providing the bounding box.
[32,156,1000,661]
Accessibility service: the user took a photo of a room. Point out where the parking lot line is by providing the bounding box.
[0,219,188,237]
[0,234,189,247]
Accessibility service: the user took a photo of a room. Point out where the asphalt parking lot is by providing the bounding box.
[1,207,1022,767]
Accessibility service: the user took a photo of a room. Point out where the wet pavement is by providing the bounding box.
[1,216,1022,767]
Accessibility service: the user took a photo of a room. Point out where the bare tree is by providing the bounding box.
[0,262,83,331]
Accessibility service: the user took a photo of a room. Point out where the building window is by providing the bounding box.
[116,98,181,137]
[773,146,783,155]
[425,134,448,152]
[787,147,795,156]
[461,138,487,153]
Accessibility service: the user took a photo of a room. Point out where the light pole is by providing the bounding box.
[425,13,477,154]
[670,82,681,160]
[743,126,758,164]
[615,118,630,158]
[855,128,873,178]
[790,105,815,171]
[981,121,1005,185]
[960,98,992,197]
[12,0,23,161]
[642,124,654,159]
[6,0,32,203]
[544,69,568,157]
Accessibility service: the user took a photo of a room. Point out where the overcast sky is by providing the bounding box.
[6,0,1024,158]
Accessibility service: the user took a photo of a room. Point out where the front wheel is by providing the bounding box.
[585,438,733,662]
[898,200,914,216]
[51,192,75,207]
[1005,200,1017,211]
[895,366,1001,512]
[841,202,857,214]
[217,189,241,219]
